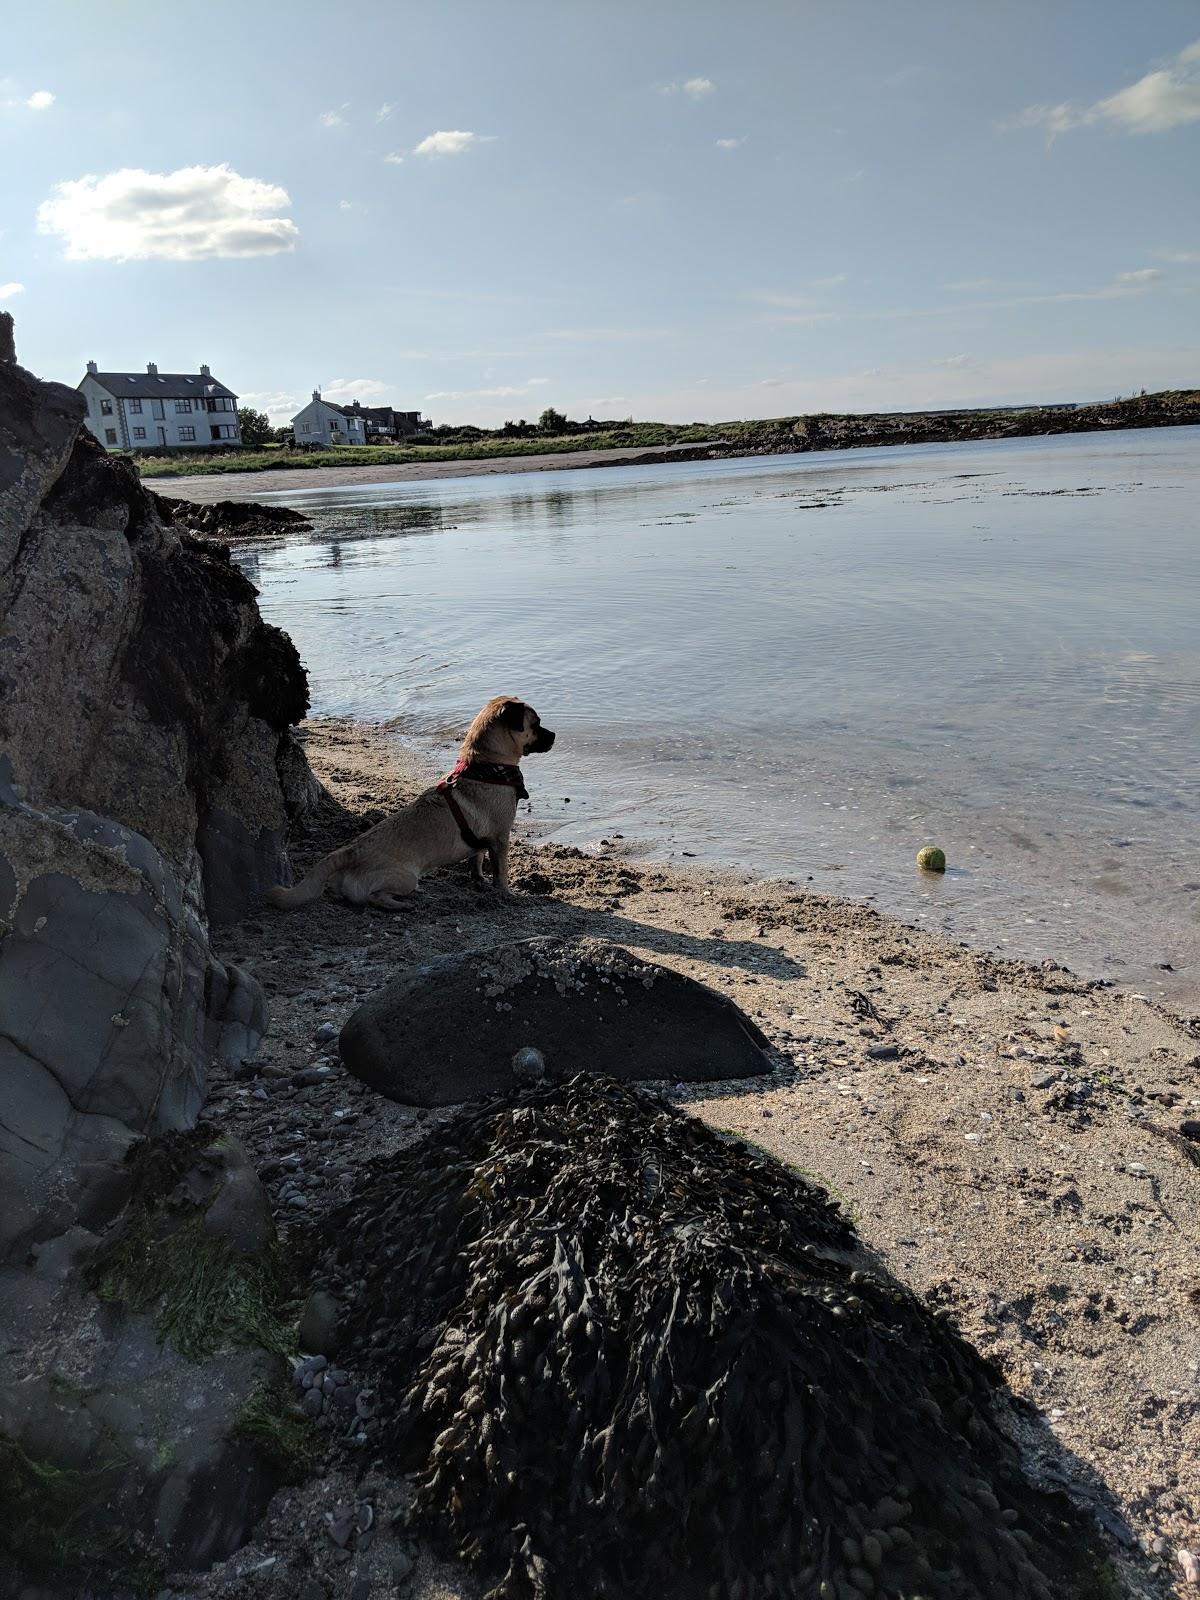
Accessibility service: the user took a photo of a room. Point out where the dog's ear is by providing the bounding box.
[498,700,527,730]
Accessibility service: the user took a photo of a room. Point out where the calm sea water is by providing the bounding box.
[233,427,1200,1005]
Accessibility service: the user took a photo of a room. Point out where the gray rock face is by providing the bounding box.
[0,761,265,1261]
[0,329,311,1263]
[339,936,774,1106]
[0,323,310,1585]
[0,1131,289,1589]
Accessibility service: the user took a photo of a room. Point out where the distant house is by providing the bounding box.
[290,391,367,447]
[343,400,431,440]
[289,391,431,446]
[78,361,241,450]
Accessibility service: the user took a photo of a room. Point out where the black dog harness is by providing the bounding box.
[437,760,528,851]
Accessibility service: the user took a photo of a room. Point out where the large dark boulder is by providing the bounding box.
[339,936,774,1106]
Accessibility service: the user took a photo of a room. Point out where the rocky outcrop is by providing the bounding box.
[155,493,312,543]
[0,319,309,1259]
[339,936,774,1105]
[0,317,314,1589]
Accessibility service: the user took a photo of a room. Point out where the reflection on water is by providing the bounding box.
[236,427,1200,1004]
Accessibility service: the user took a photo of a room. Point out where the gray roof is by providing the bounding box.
[84,371,237,399]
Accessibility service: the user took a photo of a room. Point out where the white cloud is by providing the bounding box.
[339,199,366,213]
[424,378,550,401]
[0,281,24,300]
[384,151,405,164]
[413,130,489,156]
[240,389,303,424]
[320,377,390,404]
[376,103,395,122]
[37,164,299,261]
[1157,249,1200,263]
[762,269,1165,327]
[715,136,744,149]
[1015,38,1200,137]
[547,326,671,343]
[660,77,715,98]
[945,277,1035,293]
[319,109,346,129]
[26,89,54,111]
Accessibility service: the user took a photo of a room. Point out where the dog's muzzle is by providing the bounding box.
[531,728,556,753]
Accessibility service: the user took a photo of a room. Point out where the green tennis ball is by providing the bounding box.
[916,845,946,872]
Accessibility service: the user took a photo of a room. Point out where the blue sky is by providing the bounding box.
[2,2,1199,425]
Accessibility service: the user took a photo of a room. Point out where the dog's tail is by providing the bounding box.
[264,849,344,910]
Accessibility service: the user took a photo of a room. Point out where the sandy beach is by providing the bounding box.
[178,716,1200,1600]
[152,442,718,503]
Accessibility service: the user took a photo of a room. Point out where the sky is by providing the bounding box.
[2,1,1199,426]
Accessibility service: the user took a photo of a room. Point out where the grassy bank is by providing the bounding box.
[137,389,1200,480]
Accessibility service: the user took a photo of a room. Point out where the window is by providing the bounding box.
[104,428,117,444]
[133,427,146,440]
[174,399,192,414]
[220,424,237,439]
[129,399,143,415]
[100,399,113,415]
[178,426,196,441]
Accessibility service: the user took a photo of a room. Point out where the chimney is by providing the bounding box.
[86,359,98,374]
[199,363,211,378]
[147,361,158,376]
[312,389,321,402]
[352,399,361,411]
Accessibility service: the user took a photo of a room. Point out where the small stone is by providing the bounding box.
[328,1510,355,1548]
[300,1290,342,1356]
[512,1046,546,1085]
[1031,1071,1058,1089]
[301,1388,324,1418]
[391,1552,415,1586]
[315,1022,339,1044]
[1181,1120,1200,1142]
[350,1578,372,1600]
[865,1043,899,1061]
[300,1583,327,1600]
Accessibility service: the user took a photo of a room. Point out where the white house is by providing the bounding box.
[290,391,368,447]
[78,361,242,451]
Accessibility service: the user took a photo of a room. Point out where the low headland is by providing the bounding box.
[143,387,1200,492]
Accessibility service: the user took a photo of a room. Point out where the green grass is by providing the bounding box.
[95,1214,295,1361]
[136,422,731,478]
[231,1384,323,1480]
[0,1436,163,1592]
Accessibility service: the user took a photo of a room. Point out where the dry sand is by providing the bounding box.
[152,442,716,503]
[187,718,1200,1600]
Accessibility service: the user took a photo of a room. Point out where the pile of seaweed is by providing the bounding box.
[317,1075,1111,1600]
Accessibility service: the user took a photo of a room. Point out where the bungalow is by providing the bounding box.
[78,361,241,450]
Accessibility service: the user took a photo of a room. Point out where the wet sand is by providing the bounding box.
[182,717,1200,1600]
[152,442,718,502]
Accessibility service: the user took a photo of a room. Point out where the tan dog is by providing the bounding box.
[266,697,555,910]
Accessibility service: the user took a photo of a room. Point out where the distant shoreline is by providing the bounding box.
[150,390,1199,503]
